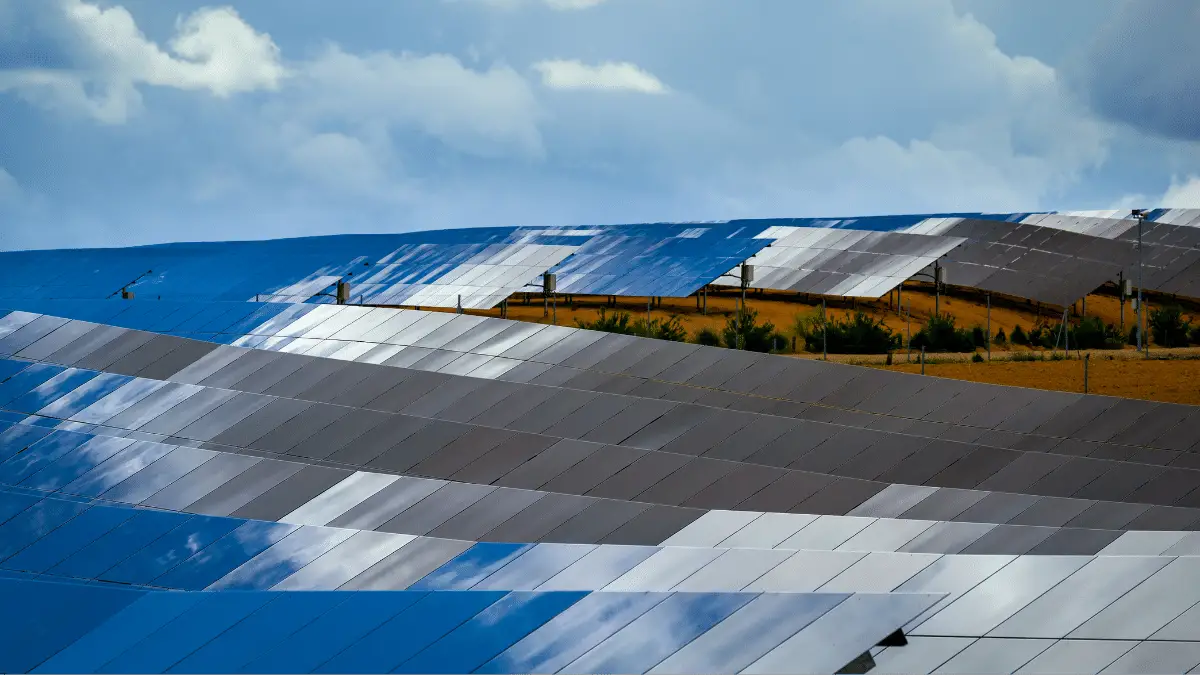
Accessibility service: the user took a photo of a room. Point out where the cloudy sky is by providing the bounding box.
[1,0,1198,250]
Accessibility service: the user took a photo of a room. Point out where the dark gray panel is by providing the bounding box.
[324,414,431,467]
[745,422,843,469]
[481,492,597,543]
[286,408,395,461]
[74,329,156,371]
[957,524,1056,555]
[432,380,520,423]
[326,368,414,409]
[135,339,221,381]
[100,334,185,377]
[399,376,486,419]
[1073,463,1165,502]
[657,408,754,457]
[1124,469,1200,506]
[426,487,544,541]
[579,370,645,395]
[681,463,787,510]
[685,350,763,388]
[1063,500,1150,530]
[506,389,598,434]
[539,445,647,495]
[217,352,306,394]
[617,404,712,451]
[184,458,305,516]
[327,476,446,531]
[1025,458,1113,498]
[899,487,987,521]
[558,333,636,370]
[737,470,837,512]
[197,349,284,389]
[703,414,799,462]
[102,382,196,431]
[653,345,727,383]
[466,383,557,428]
[406,426,518,479]
[173,392,273,442]
[542,499,650,544]
[623,341,700,379]
[787,427,889,474]
[1111,403,1195,447]
[1026,527,1123,555]
[449,434,560,485]
[340,537,472,590]
[1072,398,1158,443]
[364,369,452,412]
[1006,496,1095,527]
[259,359,347,399]
[541,394,635,440]
[209,397,315,449]
[953,493,1041,525]
[634,457,737,507]
[926,446,1020,489]
[231,464,352,521]
[13,319,97,361]
[1122,505,1200,531]
[599,504,704,546]
[818,371,896,409]
[43,324,125,366]
[835,433,932,481]
[376,482,496,535]
[366,420,471,474]
[294,361,378,403]
[0,314,71,356]
[494,360,553,384]
[1031,396,1116,438]
[141,452,262,511]
[583,398,678,445]
[720,359,793,396]
[493,438,599,490]
[586,452,693,501]
[793,477,886,515]
[975,452,1072,493]
[249,403,350,455]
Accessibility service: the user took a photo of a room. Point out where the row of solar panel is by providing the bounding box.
[0,415,1172,557]
[2,577,933,674]
[12,302,1200,468]
[12,481,1200,648]
[7,322,1200,538]
[10,306,1200,531]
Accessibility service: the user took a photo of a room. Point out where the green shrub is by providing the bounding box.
[1128,325,1140,346]
[1150,305,1191,347]
[994,328,1007,345]
[1010,324,1028,346]
[577,309,686,342]
[1065,316,1125,350]
[694,326,721,346]
[576,308,636,334]
[1190,325,1200,345]
[722,307,783,352]
[972,352,985,363]
[796,310,899,354]
[970,325,986,348]
[910,313,975,352]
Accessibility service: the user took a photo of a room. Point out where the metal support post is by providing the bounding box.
[986,293,991,362]
[920,346,926,375]
[821,298,827,360]
[1136,211,1145,352]
[1084,353,1090,394]
[934,261,941,317]
[552,293,557,325]
[702,286,707,315]
[906,302,912,363]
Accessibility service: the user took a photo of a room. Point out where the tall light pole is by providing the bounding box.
[1132,209,1146,353]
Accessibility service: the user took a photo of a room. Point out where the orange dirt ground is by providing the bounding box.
[447,285,1200,405]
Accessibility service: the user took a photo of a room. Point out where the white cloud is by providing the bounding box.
[533,59,667,94]
[292,46,544,159]
[0,0,286,123]
[0,168,21,204]
[452,0,609,10]
[1162,176,1200,207]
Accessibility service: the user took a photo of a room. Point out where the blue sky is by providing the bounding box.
[1,0,1198,250]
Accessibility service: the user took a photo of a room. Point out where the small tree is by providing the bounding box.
[910,313,975,352]
[994,327,1007,345]
[576,308,636,334]
[694,326,721,346]
[1150,305,1191,347]
[797,310,899,354]
[722,307,784,352]
[577,308,686,342]
[1010,324,1028,346]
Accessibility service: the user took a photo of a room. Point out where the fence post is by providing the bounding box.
[1084,353,1090,394]
[920,346,926,375]
[821,298,827,361]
